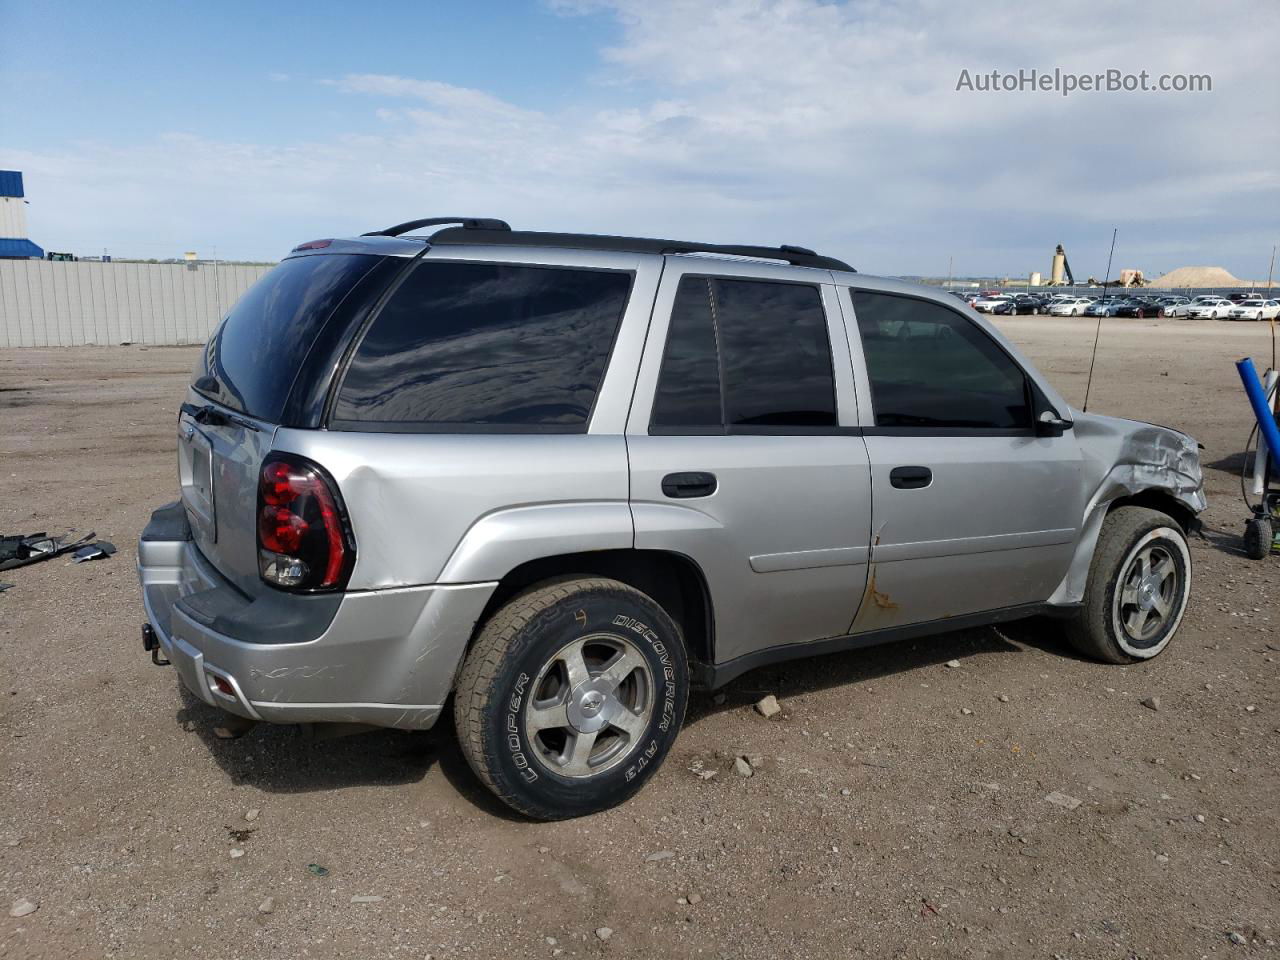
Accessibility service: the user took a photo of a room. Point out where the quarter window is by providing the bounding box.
[852,290,1031,430]
[650,276,837,431]
[334,262,631,429]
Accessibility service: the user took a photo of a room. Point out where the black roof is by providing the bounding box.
[363,217,855,272]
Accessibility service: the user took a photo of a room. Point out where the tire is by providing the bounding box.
[1244,517,1272,561]
[453,577,689,820]
[1065,506,1192,664]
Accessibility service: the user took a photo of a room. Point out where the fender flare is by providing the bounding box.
[437,501,634,584]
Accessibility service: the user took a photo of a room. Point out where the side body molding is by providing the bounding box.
[437,502,636,584]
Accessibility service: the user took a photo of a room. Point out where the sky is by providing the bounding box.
[1,0,1277,280]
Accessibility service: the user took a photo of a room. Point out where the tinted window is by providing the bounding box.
[650,276,836,430]
[192,254,379,421]
[715,279,836,426]
[334,262,630,429]
[650,278,722,427]
[852,290,1030,429]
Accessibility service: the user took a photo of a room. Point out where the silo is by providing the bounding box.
[1050,245,1067,285]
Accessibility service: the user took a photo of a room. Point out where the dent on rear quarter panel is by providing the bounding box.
[1047,411,1206,605]
[270,430,633,589]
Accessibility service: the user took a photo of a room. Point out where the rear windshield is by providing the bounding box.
[192,254,380,422]
[332,261,631,432]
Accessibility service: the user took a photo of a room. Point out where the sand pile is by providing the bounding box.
[1147,265,1254,288]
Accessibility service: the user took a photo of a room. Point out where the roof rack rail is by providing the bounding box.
[363,217,511,238]
[425,225,855,272]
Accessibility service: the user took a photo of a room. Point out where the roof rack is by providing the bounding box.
[363,218,854,271]
[427,225,854,272]
[363,217,512,237]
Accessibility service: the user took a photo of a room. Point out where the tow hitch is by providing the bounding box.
[142,622,170,666]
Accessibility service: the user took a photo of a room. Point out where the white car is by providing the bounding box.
[1155,296,1191,318]
[1049,297,1093,316]
[1226,298,1280,321]
[1186,296,1234,319]
[972,295,1012,314]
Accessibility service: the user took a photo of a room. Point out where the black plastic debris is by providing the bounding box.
[0,583,14,594]
[0,531,96,571]
[71,541,116,564]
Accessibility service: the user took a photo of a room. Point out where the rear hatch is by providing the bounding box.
[179,252,388,596]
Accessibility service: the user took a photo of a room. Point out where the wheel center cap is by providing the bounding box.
[1137,578,1158,610]
[565,679,615,734]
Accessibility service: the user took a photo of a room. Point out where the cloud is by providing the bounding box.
[5,0,1277,277]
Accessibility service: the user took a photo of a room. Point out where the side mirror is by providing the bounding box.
[1036,410,1074,437]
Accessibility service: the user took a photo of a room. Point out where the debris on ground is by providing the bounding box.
[0,531,103,572]
[754,695,781,718]
[734,756,754,778]
[258,897,275,915]
[595,927,614,941]
[945,660,961,669]
[350,895,383,903]
[306,864,329,877]
[9,898,38,918]
[1045,791,1083,810]
[0,583,13,594]
[71,541,116,563]
[644,850,675,862]
[1140,696,1161,711]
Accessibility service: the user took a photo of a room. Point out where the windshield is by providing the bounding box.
[191,254,381,421]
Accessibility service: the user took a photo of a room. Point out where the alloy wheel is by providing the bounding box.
[524,633,655,778]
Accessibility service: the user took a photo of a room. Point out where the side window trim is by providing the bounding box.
[845,285,1038,435]
[647,272,847,436]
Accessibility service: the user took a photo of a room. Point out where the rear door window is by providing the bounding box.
[650,276,837,431]
[851,290,1031,430]
[333,261,631,431]
[192,254,381,422]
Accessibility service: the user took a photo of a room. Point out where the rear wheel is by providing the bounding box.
[1065,507,1192,664]
[453,577,689,820]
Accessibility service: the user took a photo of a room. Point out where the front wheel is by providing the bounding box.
[453,577,689,820]
[1065,506,1192,663]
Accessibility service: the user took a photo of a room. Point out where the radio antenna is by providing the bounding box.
[1082,227,1118,413]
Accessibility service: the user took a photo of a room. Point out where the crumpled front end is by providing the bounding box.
[1048,412,1206,605]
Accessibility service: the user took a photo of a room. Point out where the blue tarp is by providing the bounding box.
[0,238,45,258]
[0,171,25,198]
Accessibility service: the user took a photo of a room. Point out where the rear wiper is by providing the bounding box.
[179,401,262,432]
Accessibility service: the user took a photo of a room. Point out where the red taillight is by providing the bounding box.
[291,239,333,252]
[256,454,354,591]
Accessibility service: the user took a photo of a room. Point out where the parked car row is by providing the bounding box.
[1226,298,1280,321]
[947,290,1279,320]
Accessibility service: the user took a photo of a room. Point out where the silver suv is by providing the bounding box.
[138,218,1206,819]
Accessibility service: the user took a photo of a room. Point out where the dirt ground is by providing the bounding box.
[1,317,1278,960]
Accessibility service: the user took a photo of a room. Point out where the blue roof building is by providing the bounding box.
[0,171,45,258]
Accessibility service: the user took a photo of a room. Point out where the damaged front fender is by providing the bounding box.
[1047,411,1206,606]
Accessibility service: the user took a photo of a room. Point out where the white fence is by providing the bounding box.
[0,260,272,347]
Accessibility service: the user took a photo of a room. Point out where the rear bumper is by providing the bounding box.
[137,503,497,730]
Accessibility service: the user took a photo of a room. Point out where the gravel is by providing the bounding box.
[2,321,1277,958]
